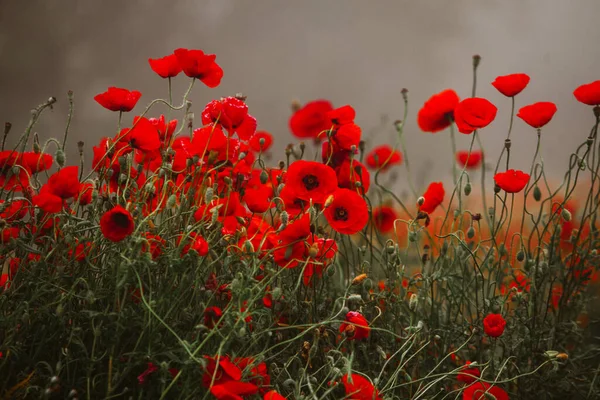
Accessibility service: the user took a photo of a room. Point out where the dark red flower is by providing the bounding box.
[339,311,370,340]
[249,131,273,152]
[204,306,223,329]
[100,205,135,242]
[0,199,29,221]
[483,313,506,338]
[462,382,508,400]
[372,206,397,233]
[210,381,258,399]
[573,80,600,106]
[366,145,402,171]
[180,232,209,256]
[456,150,483,169]
[517,102,557,128]
[494,169,529,193]
[324,188,369,235]
[174,48,223,88]
[78,182,94,205]
[491,73,530,97]
[417,89,460,133]
[285,160,338,205]
[148,53,182,78]
[32,189,63,213]
[94,87,142,112]
[289,100,334,139]
[457,361,480,384]
[341,373,381,400]
[149,115,178,143]
[137,362,158,385]
[420,182,445,214]
[0,151,31,191]
[454,98,497,134]
[303,237,337,286]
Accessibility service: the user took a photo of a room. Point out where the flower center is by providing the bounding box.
[302,174,319,190]
[112,212,131,228]
[334,207,348,221]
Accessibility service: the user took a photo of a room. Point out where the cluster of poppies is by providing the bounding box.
[3,46,600,399]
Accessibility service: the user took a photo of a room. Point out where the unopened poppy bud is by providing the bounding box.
[417,196,425,206]
[210,208,219,224]
[307,243,320,258]
[33,140,41,154]
[467,226,475,239]
[324,194,335,208]
[464,182,472,196]
[352,273,368,285]
[205,188,214,204]
[533,186,542,201]
[409,293,418,310]
[494,184,501,194]
[408,231,417,242]
[272,287,282,299]
[243,240,254,253]
[280,211,289,226]
[223,176,232,186]
[517,250,525,262]
[238,152,247,161]
[55,149,66,167]
[579,159,586,170]
[561,208,572,221]
[259,170,269,184]
[499,243,507,256]
[348,294,362,302]
[118,173,128,184]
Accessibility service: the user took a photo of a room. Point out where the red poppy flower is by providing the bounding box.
[173,48,223,88]
[303,237,338,286]
[417,89,460,133]
[148,115,178,143]
[0,151,31,191]
[204,306,223,329]
[32,189,63,213]
[0,199,29,221]
[342,373,381,400]
[138,362,159,385]
[372,206,397,233]
[264,390,286,400]
[148,53,182,78]
[454,98,497,134]
[94,87,142,112]
[491,73,530,97]
[366,145,402,171]
[333,123,362,151]
[100,205,135,242]
[483,313,506,337]
[457,361,481,384]
[202,97,257,140]
[21,152,53,173]
[180,232,209,256]
[285,160,338,204]
[339,311,370,340]
[573,80,600,106]
[249,131,273,152]
[517,102,557,128]
[289,100,334,139]
[324,189,369,235]
[336,160,371,193]
[47,166,81,199]
[494,169,529,193]
[420,182,445,214]
[119,117,162,153]
[327,104,356,126]
[78,182,94,205]
[456,150,483,169]
[462,382,508,400]
[210,381,258,400]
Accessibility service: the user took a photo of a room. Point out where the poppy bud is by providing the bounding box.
[259,170,269,184]
[417,196,425,206]
[243,240,254,253]
[494,184,501,193]
[561,208,572,221]
[464,182,472,196]
[204,188,214,204]
[238,152,247,161]
[409,293,418,310]
[517,250,525,262]
[33,139,41,154]
[467,226,475,239]
[324,194,335,208]
[352,274,368,285]
[280,211,289,226]
[499,244,507,256]
[272,287,282,299]
[579,159,586,170]
[533,186,542,201]
[55,149,66,167]
[408,231,417,242]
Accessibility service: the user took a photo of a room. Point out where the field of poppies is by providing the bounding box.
[1,49,599,399]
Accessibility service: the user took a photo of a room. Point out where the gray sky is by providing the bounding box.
[1,0,598,189]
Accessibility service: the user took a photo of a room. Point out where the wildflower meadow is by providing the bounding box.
[1,49,599,399]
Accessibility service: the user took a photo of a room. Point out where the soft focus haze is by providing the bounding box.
[1,0,599,189]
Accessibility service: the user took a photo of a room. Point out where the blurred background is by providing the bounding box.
[1,0,599,188]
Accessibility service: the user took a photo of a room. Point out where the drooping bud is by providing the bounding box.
[561,208,572,221]
[533,186,542,201]
[417,196,425,206]
[464,182,472,196]
[467,226,475,239]
[55,149,66,167]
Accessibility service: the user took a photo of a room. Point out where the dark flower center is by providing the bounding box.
[112,212,131,228]
[302,174,319,190]
[334,207,348,221]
